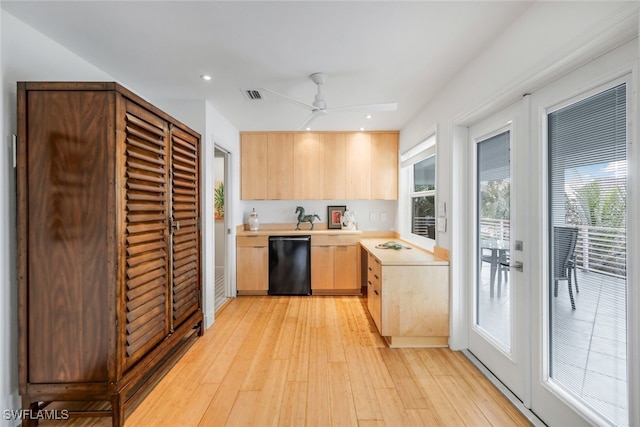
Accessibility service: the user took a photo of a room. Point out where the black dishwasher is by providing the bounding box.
[268,236,311,295]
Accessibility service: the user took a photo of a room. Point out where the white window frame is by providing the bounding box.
[401,133,437,249]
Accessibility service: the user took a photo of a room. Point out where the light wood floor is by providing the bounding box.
[43,296,530,426]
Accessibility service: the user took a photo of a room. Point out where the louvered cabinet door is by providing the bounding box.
[170,126,201,329]
[123,101,171,369]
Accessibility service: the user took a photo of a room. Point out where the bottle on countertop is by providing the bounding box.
[248,208,259,231]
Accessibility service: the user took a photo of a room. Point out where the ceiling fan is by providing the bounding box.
[261,72,398,130]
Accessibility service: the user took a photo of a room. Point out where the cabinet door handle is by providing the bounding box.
[374,290,379,295]
[374,275,379,280]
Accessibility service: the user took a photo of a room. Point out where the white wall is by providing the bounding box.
[238,200,397,232]
[398,1,639,351]
[204,101,240,326]
[400,1,639,251]
[0,11,14,427]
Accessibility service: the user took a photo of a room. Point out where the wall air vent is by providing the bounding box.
[241,89,263,100]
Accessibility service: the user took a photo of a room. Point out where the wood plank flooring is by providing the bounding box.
[41,296,530,426]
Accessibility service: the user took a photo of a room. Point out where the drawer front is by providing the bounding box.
[368,252,382,283]
[366,250,383,332]
[367,275,382,331]
[312,234,360,246]
[237,235,269,247]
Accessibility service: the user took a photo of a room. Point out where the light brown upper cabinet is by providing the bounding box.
[323,133,347,199]
[294,132,325,199]
[241,133,268,199]
[345,132,372,199]
[240,131,398,200]
[371,133,399,200]
[267,133,294,199]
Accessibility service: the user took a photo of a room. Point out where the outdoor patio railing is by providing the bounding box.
[478,219,626,279]
[574,224,626,278]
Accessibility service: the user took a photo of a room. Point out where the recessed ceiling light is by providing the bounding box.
[305,127,311,131]
[200,74,212,81]
[365,114,372,119]
[360,127,365,131]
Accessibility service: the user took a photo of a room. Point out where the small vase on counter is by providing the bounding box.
[248,208,259,231]
[341,208,357,231]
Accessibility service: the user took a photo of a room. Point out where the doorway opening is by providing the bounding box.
[214,146,230,311]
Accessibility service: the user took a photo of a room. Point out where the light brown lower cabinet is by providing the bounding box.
[365,248,450,348]
[311,234,360,295]
[236,236,268,295]
[236,234,360,295]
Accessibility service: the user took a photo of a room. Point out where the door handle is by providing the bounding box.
[500,260,523,272]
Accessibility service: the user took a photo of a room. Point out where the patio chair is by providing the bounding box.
[481,247,509,297]
[569,252,579,293]
[553,226,579,310]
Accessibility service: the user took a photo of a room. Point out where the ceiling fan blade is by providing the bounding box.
[261,87,316,111]
[328,102,398,113]
[296,110,324,130]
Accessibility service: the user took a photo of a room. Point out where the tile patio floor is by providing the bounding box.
[477,266,628,426]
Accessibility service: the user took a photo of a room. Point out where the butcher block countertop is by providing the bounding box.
[236,223,362,237]
[360,238,449,266]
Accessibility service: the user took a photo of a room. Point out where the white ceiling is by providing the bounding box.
[2,1,533,131]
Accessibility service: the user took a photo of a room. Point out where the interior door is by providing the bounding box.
[468,101,529,402]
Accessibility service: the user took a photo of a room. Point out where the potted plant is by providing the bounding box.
[214,181,224,219]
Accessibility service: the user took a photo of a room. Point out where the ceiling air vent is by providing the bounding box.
[241,89,263,100]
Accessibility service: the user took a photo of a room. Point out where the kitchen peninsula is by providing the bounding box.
[360,238,450,348]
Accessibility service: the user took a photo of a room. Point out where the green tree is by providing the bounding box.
[567,181,625,228]
[566,180,626,276]
[480,179,510,220]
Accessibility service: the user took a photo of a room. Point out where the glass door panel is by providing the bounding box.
[468,101,526,401]
[476,130,511,350]
[547,83,628,426]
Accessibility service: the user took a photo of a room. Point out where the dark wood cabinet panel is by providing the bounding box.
[17,82,203,427]
[25,89,113,385]
[123,101,170,369]
[170,127,200,328]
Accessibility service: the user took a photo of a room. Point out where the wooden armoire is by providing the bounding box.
[17,82,203,426]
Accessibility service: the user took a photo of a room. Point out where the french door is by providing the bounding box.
[528,74,631,426]
[467,59,633,425]
[468,101,529,402]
